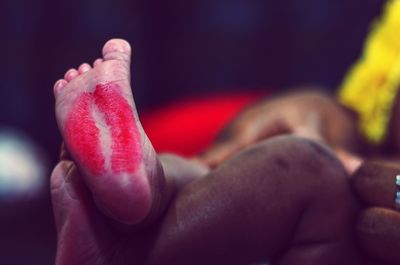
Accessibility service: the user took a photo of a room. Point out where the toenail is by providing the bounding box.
[55,80,63,89]
[54,79,67,93]
[79,63,91,73]
[103,39,131,57]
[65,69,78,79]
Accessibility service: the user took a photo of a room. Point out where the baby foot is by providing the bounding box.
[54,39,164,224]
[50,160,149,265]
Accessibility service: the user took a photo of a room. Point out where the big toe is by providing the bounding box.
[102,39,131,64]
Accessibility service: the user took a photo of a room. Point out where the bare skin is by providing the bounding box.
[199,90,363,173]
[198,87,400,265]
[352,161,400,265]
[54,39,179,225]
[52,39,361,265]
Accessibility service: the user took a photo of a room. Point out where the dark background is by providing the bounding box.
[0,0,383,264]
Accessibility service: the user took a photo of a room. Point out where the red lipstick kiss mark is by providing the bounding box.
[65,82,141,175]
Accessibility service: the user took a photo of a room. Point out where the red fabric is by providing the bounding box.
[140,91,266,157]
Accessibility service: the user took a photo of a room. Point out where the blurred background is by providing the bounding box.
[0,0,383,264]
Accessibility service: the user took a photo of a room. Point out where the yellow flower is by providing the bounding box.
[339,0,400,143]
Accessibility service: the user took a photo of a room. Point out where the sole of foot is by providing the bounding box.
[54,39,164,225]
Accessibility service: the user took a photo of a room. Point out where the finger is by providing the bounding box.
[357,207,400,265]
[351,161,400,209]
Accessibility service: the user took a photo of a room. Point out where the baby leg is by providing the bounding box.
[149,136,361,265]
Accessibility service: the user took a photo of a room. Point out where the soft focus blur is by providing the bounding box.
[0,128,52,264]
[0,0,383,263]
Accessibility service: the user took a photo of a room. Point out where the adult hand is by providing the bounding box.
[352,161,400,265]
[200,89,362,171]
